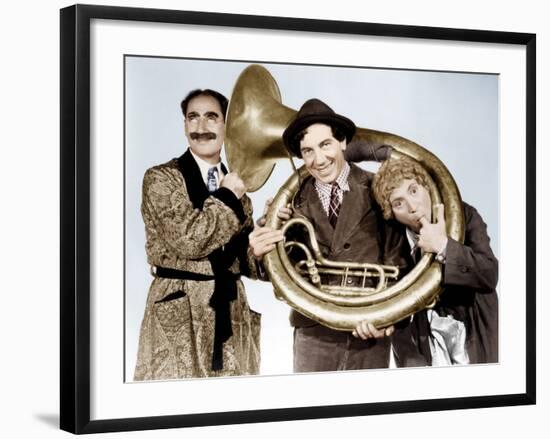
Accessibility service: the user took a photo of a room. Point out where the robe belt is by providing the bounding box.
[151,265,240,371]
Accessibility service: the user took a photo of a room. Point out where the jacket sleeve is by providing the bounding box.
[141,166,245,260]
[237,195,265,281]
[443,203,498,291]
[344,139,392,163]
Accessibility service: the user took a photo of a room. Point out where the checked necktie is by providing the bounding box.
[328,182,341,228]
[207,166,218,193]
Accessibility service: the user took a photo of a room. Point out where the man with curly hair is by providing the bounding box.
[351,154,498,366]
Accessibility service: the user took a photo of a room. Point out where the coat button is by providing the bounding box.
[460,266,469,273]
[343,243,351,249]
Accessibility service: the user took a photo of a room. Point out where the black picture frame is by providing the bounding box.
[60,3,536,434]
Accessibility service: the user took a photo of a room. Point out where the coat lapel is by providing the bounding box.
[177,149,209,209]
[295,164,372,251]
[176,148,242,371]
[331,164,372,251]
[295,177,333,249]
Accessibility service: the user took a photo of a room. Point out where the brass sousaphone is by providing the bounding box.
[226,64,465,330]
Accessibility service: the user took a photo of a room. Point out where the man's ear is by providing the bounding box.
[340,140,347,151]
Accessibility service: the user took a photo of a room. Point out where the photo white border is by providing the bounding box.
[90,19,526,420]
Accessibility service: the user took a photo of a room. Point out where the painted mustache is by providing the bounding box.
[190,132,217,141]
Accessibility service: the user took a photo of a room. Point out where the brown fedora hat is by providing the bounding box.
[282,98,356,157]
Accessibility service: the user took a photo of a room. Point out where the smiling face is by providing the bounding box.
[389,179,432,233]
[184,94,225,164]
[299,123,347,184]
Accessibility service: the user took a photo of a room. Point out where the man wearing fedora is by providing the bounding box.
[250,98,407,372]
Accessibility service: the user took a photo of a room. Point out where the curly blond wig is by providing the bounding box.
[373,157,432,220]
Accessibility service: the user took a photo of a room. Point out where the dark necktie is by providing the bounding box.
[413,245,422,263]
[207,167,218,193]
[328,182,341,228]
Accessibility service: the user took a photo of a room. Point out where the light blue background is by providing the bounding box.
[125,57,499,379]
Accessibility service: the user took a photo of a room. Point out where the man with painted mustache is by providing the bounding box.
[134,89,262,380]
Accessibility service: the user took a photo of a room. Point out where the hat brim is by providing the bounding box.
[283,113,356,157]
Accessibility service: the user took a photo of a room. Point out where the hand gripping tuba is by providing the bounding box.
[225,64,465,330]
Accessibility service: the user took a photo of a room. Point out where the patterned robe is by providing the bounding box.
[134,151,260,380]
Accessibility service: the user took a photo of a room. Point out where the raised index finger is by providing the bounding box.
[418,216,430,228]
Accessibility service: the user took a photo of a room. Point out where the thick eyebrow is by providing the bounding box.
[186,110,221,119]
[318,138,333,147]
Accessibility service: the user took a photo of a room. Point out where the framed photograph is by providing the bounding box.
[60,4,536,434]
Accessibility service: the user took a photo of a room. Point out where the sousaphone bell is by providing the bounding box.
[225,64,465,330]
